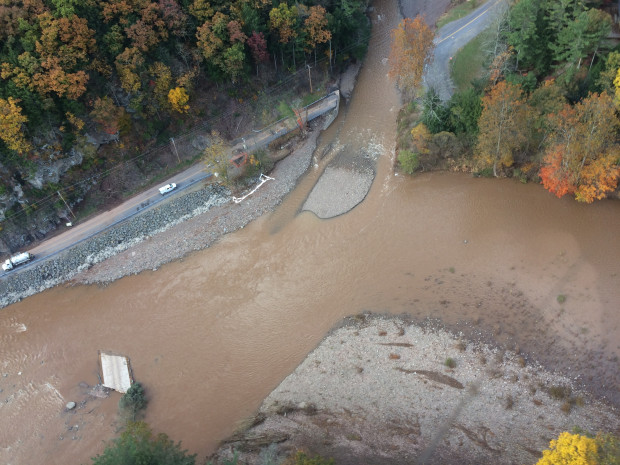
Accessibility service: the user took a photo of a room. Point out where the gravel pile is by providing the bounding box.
[211,314,620,465]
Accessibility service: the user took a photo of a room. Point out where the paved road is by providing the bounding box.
[424,0,509,100]
[1,91,339,279]
[1,164,210,278]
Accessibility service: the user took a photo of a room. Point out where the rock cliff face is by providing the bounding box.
[0,134,101,254]
[25,148,84,190]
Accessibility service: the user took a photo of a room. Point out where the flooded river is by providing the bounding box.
[1,1,619,464]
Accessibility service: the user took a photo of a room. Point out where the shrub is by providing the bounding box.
[513,168,528,184]
[557,294,567,304]
[548,385,572,400]
[398,149,419,174]
[475,167,494,178]
[429,131,463,160]
[445,357,456,369]
[536,432,598,465]
[596,432,620,465]
[119,382,147,422]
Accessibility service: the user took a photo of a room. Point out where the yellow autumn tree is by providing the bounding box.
[537,432,598,465]
[168,87,190,113]
[0,97,32,155]
[614,68,620,109]
[388,16,435,97]
[411,123,431,155]
[115,47,144,93]
[149,62,173,110]
[65,112,85,133]
[476,80,528,177]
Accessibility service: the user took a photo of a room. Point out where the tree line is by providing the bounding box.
[393,0,620,203]
[0,0,370,162]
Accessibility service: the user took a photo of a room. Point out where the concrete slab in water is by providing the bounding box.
[99,352,133,393]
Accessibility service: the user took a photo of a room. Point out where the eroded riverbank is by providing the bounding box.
[1,1,619,464]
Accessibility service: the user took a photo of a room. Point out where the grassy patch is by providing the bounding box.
[73,203,101,222]
[436,0,481,29]
[301,91,325,107]
[450,29,491,92]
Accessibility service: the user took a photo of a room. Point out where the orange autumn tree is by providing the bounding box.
[304,5,331,62]
[388,16,435,97]
[476,81,528,177]
[90,96,126,135]
[0,12,96,101]
[540,91,620,202]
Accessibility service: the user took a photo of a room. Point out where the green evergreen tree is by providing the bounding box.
[91,421,196,465]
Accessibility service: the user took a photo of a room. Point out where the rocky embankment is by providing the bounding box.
[0,184,228,307]
[209,315,619,465]
[0,62,367,307]
[0,119,332,307]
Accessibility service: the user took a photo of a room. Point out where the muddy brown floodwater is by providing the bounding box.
[1,1,619,464]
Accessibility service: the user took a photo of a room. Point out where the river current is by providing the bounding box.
[1,1,619,464]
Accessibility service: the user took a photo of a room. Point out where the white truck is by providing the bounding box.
[2,252,34,271]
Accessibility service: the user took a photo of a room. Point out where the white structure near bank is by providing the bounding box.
[99,352,133,393]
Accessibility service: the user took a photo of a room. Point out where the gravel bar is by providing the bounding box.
[210,315,620,465]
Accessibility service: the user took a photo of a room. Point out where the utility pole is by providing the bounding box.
[170,137,181,163]
[307,64,313,94]
[57,190,75,219]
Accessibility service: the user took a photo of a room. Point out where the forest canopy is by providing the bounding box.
[0,0,370,159]
[399,0,620,203]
